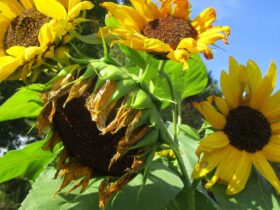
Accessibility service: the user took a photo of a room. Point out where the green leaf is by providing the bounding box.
[0,140,56,183]
[164,54,208,100]
[165,122,199,182]
[0,83,45,121]
[164,186,216,210]
[213,169,280,210]
[70,30,101,45]
[20,161,183,210]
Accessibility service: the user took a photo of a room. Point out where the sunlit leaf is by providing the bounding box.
[0,84,45,122]
[20,161,183,210]
[0,140,56,183]
[213,169,280,210]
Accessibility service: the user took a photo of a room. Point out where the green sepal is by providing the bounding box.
[128,130,159,150]
[128,89,153,109]
[107,79,137,105]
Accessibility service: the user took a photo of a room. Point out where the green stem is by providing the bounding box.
[158,60,179,146]
[159,120,195,210]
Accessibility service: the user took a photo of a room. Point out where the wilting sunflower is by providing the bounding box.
[38,62,160,209]
[0,0,93,82]
[192,57,280,195]
[101,0,230,68]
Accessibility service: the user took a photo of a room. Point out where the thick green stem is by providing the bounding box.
[159,120,195,210]
[158,60,179,145]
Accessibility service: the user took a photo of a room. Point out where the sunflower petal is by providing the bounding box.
[261,90,280,123]
[271,123,280,134]
[67,1,94,21]
[227,151,252,195]
[251,152,280,194]
[0,56,23,82]
[245,60,262,94]
[19,0,34,10]
[250,62,277,109]
[173,0,190,20]
[130,0,160,21]
[0,0,23,19]
[34,0,67,20]
[101,2,146,31]
[196,131,229,156]
[262,139,280,162]
[220,71,240,109]
[191,7,216,33]
[193,101,226,129]
[192,147,228,178]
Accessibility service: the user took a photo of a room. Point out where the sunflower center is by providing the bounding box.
[4,8,49,50]
[223,106,271,153]
[53,95,135,177]
[141,16,198,49]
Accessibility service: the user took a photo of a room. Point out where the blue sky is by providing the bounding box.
[190,0,280,89]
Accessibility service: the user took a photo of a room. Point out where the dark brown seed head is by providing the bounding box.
[4,8,49,50]
[53,95,136,177]
[141,16,198,49]
[224,106,271,153]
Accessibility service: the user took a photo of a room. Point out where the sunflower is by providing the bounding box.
[192,56,280,195]
[38,63,160,209]
[0,0,93,82]
[101,0,230,68]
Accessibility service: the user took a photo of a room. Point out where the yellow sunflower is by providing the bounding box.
[192,56,280,195]
[101,0,230,68]
[0,0,93,82]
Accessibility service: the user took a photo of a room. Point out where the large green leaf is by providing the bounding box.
[165,122,199,182]
[0,140,56,183]
[20,161,183,210]
[164,54,208,100]
[213,169,280,210]
[0,83,45,122]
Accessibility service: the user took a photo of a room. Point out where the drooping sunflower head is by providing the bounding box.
[0,0,93,82]
[101,0,230,68]
[38,62,160,209]
[192,56,280,195]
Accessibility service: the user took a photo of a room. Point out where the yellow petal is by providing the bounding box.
[0,15,10,55]
[245,60,262,94]
[220,71,240,109]
[196,131,229,156]
[68,0,81,11]
[249,62,277,110]
[38,21,57,46]
[177,38,197,53]
[193,101,226,129]
[167,49,189,69]
[212,96,229,116]
[227,151,252,195]
[0,56,23,82]
[191,8,216,33]
[261,90,280,123]
[251,152,280,194]
[101,2,146,31]
[0,0,23,19]
[262,140,280,162]
[204,147,239,189]
[34,0,67,20]
[160,0,172,17]
[130,0,160,21]
[19,0,34,10]
[192,147,229,178]
[24,47,45,60]
[67,1,94,21]
[6,46,26,58]
[173,0,190,20]
[271,123,280,134]
[197,26,230,45]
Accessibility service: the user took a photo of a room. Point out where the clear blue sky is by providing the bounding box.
[190,0,280,90]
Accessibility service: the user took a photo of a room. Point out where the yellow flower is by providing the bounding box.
[192,57,280,195]
[0,0,93,82]
[38,64,159,209]
[101,0,230,69]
